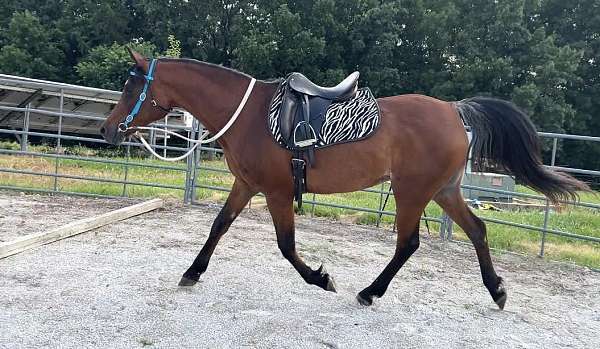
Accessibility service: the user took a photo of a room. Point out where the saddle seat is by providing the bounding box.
[288,72,360,101]
[279,72,362,155]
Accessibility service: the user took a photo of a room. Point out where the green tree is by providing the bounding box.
[0,11,65,80]
[75,41,158,90]
[511,29,582,134]
[56,0,134,77]
[250,3,325,79]
[165,35,182,58]
[345,1,404,96]
[539,0,600,170]
[426,0,582,136]
[137,0,259,66]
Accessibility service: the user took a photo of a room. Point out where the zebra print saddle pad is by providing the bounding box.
[268,81,381,150]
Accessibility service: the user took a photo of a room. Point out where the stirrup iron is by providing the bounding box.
[293,121,317,148]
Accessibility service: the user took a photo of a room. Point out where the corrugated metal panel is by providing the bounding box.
[0,74,186,135]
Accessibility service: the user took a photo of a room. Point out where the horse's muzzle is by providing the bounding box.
[100,121,125,145]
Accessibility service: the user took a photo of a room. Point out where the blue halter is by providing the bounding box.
[118,58,158,132]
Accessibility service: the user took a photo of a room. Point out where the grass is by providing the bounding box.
[1,142,599,269]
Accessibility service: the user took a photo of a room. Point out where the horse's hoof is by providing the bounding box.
[316,264,337,292]
[356,292,373,306]
[178,276,198,287]
[494,279,507,310]
[325,275,337,293]
[495,292,507,310]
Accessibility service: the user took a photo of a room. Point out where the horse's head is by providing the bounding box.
[100,48,173,145]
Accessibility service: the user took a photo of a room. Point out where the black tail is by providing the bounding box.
[454,97,589,204]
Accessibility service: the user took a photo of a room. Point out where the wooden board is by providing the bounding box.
[0,198,163,259]
[248,197,267,209]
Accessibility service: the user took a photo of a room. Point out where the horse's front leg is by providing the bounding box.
[179,180,256,286]
[266,193,336,292]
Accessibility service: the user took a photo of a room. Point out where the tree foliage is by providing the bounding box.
[0,0,598,168]
[0,11,64,80]
[75,41,158,90]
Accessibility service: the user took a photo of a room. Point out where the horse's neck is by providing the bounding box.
[163,61,258,139]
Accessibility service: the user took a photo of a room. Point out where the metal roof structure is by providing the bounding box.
[0,73,188,136]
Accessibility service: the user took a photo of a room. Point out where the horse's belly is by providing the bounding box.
[306,140,391,194]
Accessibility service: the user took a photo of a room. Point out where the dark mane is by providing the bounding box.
[158,57,281,84]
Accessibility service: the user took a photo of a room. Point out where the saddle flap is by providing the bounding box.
[278,87,300,145]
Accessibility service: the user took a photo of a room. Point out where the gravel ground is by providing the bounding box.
[0,192,599,348]
[0,193,137,242]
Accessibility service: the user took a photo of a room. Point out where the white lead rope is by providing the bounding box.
[137,134,201,162]
[130,77,257,162]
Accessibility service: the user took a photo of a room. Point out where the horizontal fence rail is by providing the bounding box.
[0,81,598,263]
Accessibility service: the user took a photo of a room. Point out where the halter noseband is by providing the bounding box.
[118,58,170,132]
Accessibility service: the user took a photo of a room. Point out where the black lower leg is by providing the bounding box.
[357,226,420,306]
[435,188,507,309]
[179,181,254,286]
[278,238,337,292]
[267,193,336,292]
[179,208,235,285]
[467,213,506,309]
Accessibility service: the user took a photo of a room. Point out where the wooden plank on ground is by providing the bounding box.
[0,198,163,259]
[248,197,267,209]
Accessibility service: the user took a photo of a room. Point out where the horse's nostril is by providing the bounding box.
[100,127,106,135]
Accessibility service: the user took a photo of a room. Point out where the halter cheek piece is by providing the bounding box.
[118,58,171,132]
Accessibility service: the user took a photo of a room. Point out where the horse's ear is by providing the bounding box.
[126,47,148,71]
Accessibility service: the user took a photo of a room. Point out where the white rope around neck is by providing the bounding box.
[131,77,256,162]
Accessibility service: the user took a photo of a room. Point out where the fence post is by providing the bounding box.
[445,214,454,240]
[377,183,393,228]
[163,116,168,158]
[437,210,454,240]
[185,119,199,204]
[540,137,558,257]
[184,130,193,204]
[21,103,30,152]
[193,121,202,204]
[376,182,385,227]
[53,89,64,192]
[440,213,446,240]
[122,138,131,197]
[191,122,203,204]
[150,128,156,159]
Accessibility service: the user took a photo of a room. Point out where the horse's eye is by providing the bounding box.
[123,79,135,96]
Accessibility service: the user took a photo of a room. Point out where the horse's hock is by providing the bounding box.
[0,192,598,348]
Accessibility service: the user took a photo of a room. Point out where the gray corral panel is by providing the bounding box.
[0,74,186,136]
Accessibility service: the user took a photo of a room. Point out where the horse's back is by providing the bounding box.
[377,94,460,125]
[377,93,466,141]
[375,94,469,178]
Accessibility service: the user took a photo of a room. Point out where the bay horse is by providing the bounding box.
[100,49,588,309]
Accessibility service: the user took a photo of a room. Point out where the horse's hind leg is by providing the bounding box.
[434,184,507,309]
[265,193,336,292]
[179,180,256,286]
[357,184,428,306]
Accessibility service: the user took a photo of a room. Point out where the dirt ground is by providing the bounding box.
[0,192,598,348]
